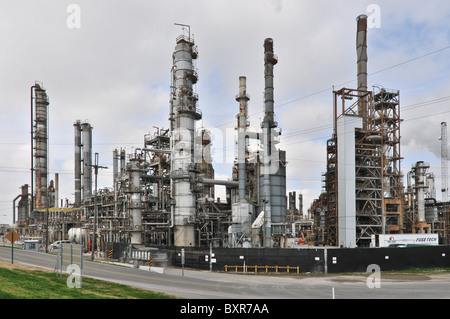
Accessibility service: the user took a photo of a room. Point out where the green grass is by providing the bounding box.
[382,267,450,275]
[0,266,178,299]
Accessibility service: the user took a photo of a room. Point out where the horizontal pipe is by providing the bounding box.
[196,178,238,187]
[136,148,171,154]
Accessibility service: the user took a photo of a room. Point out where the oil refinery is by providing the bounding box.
[8,15,450,270]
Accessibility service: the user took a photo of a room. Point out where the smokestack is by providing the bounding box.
[262,38,278,248]
[263,38,278,126]
[113,149,119,181]
[74,120,82,207]
[356,14,368,117]
[81,122,93,199]
[236,76,250,202]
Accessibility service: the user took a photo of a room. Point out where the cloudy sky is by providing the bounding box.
[1,0,450,225]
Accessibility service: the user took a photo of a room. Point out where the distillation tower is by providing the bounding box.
[17,32,290,254]
[32,82,50,210]
[170,33,202,247]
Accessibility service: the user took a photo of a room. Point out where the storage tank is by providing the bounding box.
[68,227,89,245]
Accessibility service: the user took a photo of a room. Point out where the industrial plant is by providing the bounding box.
[10,16,450,268]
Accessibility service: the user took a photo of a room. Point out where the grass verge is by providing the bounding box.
[0,265,177,299]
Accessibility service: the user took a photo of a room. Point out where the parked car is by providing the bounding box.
[49,240,71,250]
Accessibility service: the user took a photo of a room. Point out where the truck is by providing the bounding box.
[371,233,439,248]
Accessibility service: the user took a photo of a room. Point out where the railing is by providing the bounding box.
[177,105,202,119]
[224,265,300,274]
[176,34,194,44]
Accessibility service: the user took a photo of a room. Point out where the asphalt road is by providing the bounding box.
[1,247,450,300]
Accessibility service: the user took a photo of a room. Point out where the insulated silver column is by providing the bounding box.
[128,157,143,244]
[74,121,82,207]
[413,161,429,223]
[81,122,93,199]
[171,34,202,246]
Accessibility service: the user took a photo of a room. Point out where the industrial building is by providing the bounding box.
[312,15,450,248]
[11,16,450,262]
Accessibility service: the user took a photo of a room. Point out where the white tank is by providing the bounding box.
[68,228,88,244]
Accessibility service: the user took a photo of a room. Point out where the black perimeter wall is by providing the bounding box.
[164,245,450,273]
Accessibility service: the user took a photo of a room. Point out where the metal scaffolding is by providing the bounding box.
[325,86,403,247]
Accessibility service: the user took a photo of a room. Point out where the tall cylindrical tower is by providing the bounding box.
[171,33,202,246]
[413,161,429,224]
[34,83,49,209]
[82,122,93,199]
[356,14,368,117]
[128,156,144,244]
[262,38,278,247]
[236,76,250,202]
[74,120,82,207]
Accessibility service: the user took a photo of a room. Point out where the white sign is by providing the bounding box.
[378,234,439,247]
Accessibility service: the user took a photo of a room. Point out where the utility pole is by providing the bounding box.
[441,122,448,202]
[89,153,107,261]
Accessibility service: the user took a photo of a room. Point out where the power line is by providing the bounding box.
[213,44,450,129]
[280,93,450,142]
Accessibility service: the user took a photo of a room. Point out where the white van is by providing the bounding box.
[49,240,71,250]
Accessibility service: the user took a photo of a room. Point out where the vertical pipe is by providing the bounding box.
[263,38,277,126]
[120,149,126,176]
[113,149,119,181]
[74,120,82,207]
[129,157,143,244]
[441,122,448,202]
[236,76,250,202]
[263,38,278,248]
[30,85,36,212]
[356,14,368,117]
[34,84,49,209]
[113,149,119,218]
[414,161,429,223]
[82,122,93,199]
[54,173,59,208]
